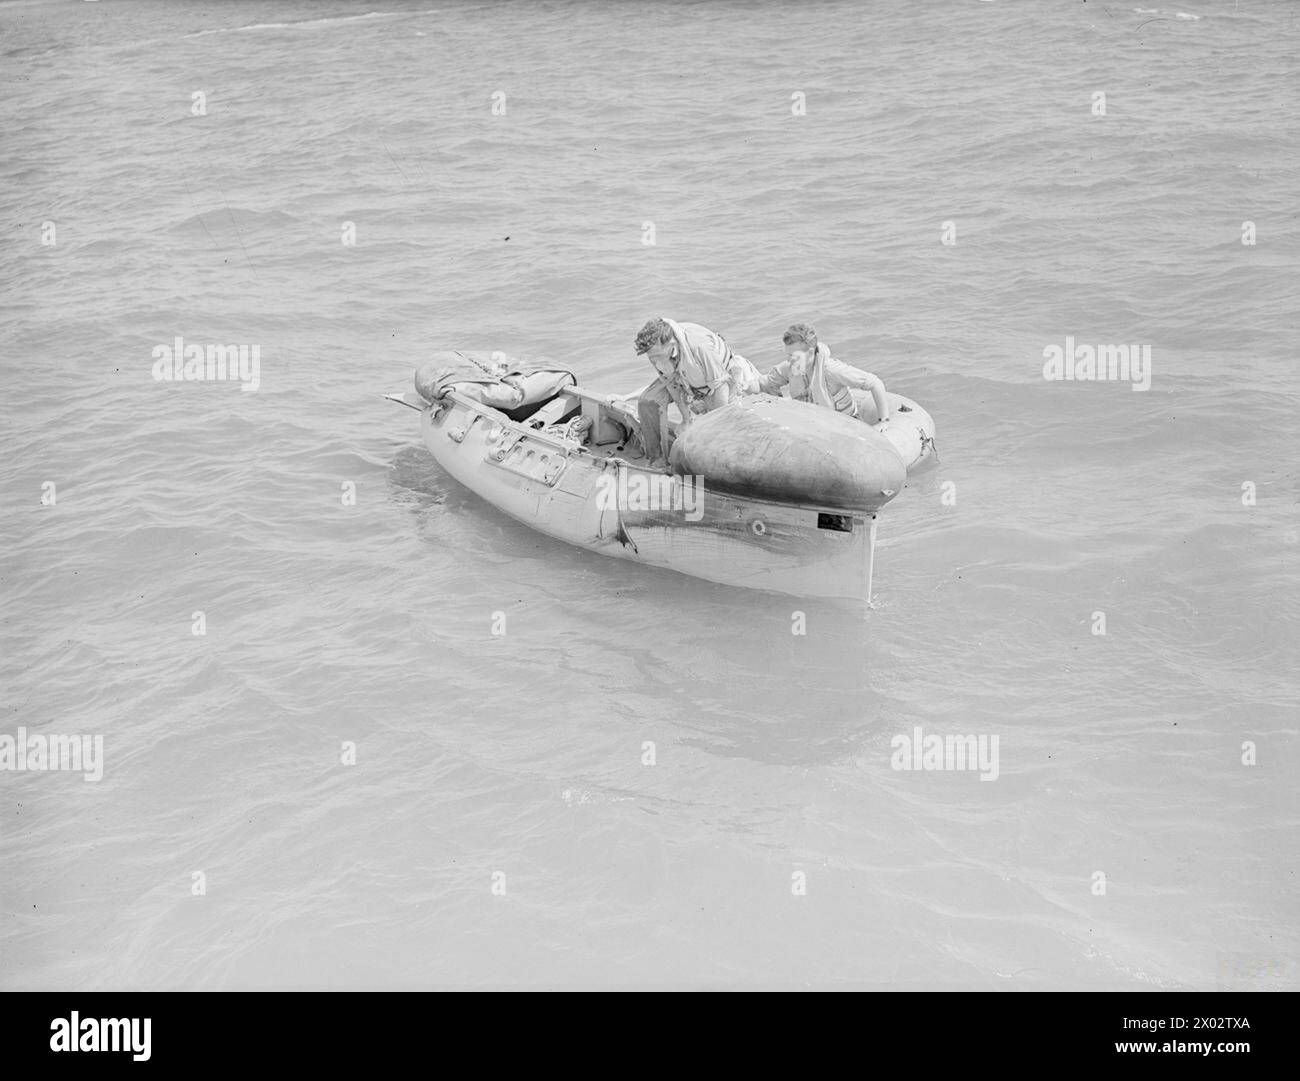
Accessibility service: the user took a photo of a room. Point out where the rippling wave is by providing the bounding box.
[1,0,1296,990]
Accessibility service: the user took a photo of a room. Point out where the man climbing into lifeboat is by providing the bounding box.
[633,317,761,470]
[760,323,891,423]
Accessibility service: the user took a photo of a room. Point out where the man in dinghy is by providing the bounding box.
[634,317,761,470]
[760,323,891,422]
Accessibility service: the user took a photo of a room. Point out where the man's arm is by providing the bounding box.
[758,359,792,395]
[826,358,890,420]
[668,376,694,425]
[699,381,731,413]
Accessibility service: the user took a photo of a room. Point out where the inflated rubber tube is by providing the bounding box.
[846,391,937,471]
[668,394,907,513]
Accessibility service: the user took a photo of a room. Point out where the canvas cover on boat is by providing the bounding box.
[668,394,908,514]
[414,351,576,412]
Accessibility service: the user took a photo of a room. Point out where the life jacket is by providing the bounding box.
[663,319,758,400]
[806,343,859,417]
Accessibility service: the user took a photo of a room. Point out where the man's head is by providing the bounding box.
[783,323,818,364]
[635,318,677,374]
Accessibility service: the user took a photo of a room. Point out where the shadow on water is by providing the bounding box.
[673,707,886,769]
[667,613,891,768]
[599,561,896,769]
[388,444,449,504]
[387,443,899,770]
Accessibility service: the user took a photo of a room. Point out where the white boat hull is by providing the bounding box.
[414,392,883,600]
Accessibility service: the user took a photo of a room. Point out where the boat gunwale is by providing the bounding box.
[426,384,669,467]
[423,389,891,523]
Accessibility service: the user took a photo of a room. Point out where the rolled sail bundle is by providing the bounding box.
[668,395,907,514]
[414,351,576,418]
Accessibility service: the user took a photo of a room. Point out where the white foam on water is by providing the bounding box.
[185,9,440,38]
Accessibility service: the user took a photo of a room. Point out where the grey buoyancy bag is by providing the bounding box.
[667,394,907,514]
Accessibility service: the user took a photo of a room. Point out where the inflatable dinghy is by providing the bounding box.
[387,351,936,602]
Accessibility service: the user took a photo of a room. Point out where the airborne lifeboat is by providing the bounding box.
[387,351,936,602]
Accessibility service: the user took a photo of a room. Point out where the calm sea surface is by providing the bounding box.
[1,0,1297,989]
